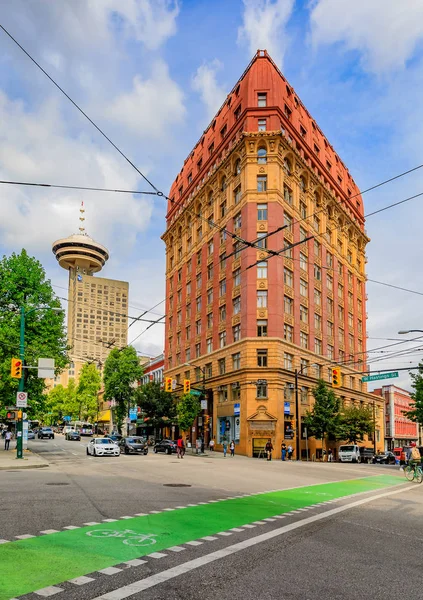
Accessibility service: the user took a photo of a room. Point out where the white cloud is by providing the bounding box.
[105,60,185,139]
[310,0,423,73]
[237,0,295,67]
[192,59,226,120]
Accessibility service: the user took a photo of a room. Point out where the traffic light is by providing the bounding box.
[6,411,16,420]
[204,415,210,426]
[331,367,342,388]
[183,379,191,393]
[11,358,23,379]
[165,377,173,392]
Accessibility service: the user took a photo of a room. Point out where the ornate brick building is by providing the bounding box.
[162,50,383,458]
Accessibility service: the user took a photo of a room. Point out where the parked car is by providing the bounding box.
[153,439,177,455]
[38,427,55,439]
[87,438,120,457]
[65,430,81,441]
[104,433,123,443]
[373,451,396,465]
[27,430,35,440]
[120,437,148,455]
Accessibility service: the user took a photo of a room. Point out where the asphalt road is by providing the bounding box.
[1,437,419,600]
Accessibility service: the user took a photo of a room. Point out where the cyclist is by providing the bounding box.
[409,442,421,470]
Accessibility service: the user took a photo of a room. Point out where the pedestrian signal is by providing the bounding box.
[331,367,342,388]
[183,379,191,393]
[11,358,23,379]
[6,411,16,420]
[165,377,173,392]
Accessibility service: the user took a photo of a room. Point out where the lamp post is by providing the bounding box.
[184,362,207,448]
[398,330,423,334]
[293,363,319,461]
[15,305,62,459]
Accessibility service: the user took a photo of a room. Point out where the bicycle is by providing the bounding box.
[403,462,423,483]
[86,528,157,546]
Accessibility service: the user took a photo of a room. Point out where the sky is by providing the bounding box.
[1,0,423,390]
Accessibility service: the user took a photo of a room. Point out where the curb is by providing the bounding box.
[0,462,49,470]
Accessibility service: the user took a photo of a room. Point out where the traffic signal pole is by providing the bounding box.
[16,306,25,459]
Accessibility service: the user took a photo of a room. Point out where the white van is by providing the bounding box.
[63,425,75,435]
[339,444,361,463]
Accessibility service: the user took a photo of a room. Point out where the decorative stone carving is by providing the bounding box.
[259,167,265,173]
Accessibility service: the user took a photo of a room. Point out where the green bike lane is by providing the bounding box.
[0,474,403,599]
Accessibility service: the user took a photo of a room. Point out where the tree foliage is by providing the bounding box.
[403,363,423,425]
[339,404,374,443]
[304,379,341,452]
[136,382,176,428]
[103,346,143,431]
[44,379,78,424]
[177,393,201,433]
[76,363,101,422]
[0,250,68,416]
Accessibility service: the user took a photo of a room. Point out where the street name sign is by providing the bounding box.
[38,358,55,379]
[16,391,28,407]
[362,371,399,383]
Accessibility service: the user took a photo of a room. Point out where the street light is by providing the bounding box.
[184,361,208,449]
[15,305,62,459]
[398,330,423,334]
[292,363,320,462]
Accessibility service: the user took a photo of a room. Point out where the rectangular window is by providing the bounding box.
[257,349,268,367]
[220,252,227,270]
[257,290,268,308]
[314,313,322,331]
[256,232,267,249]
[186,281,191,296]
[300,202,307,218]
[196,320,202,335]
[257,319,268,337]
[314,288,321,305]
[207,312,213,329]
[196,296,202,312]
[234,185,242,204]
[234,104,242,120]
[327,320,334,337]
[300,227,307,241]
[208,240,214,256]
[233,323,241,341]
[300,125,307,137]
[233,240,243,258]
[326,275,333,291]
[300,279,307,297]
[257,261,268,279]
[220,229,227,244]
[338,328,344,344]
[257,176,267,192]
[219,330,227,348]
[219,304,226,322]
[326,252,333,267]
[207,264,213,281]
[284,185,293,206]
[220,201,227,218]
[347,249,353,264]
[218,385,228,402]
[205,362,212,378]
[327,297,334,315]
[234,267,241,287]
[258,118,266,131]
[257,382,268,398]
[338,283,343,299]
[257,203,268,220]
[284,104,292,120]
[233,295,241,314]
[220,124,227,139]
[300,304,308,323]
[313,216,320,232]
[195,342,201,358]
[234,212,242,229]
[284,295,293,315]
[196,273,202,289]
[207,288,213,305]
[284,323,293,342]
[207,338,213,353]
[232,352,241,370]
[314,338,322,355]
[314,240,321,257]
[328,345,334,360]
[284,353,293,370]
[218,358,226,375]
[348,312,354,328]
[284,213,293,232]
[300,331,308,349]
[257,93,267,107]
[284,267,293,287]
[219,279,226,296]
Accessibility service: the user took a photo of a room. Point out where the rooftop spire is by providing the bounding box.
[79,201,85,234]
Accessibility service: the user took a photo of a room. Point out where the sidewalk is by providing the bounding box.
[0,447,49,470]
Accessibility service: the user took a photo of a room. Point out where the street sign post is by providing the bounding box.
[16,391,28,407]
[362,371,399,383]
[37,358,55,379]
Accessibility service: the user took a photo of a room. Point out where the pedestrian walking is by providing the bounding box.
[230,440,235,457]
[287,444,293,460]
[265,439,274,461]
[4,430,12,451]
[176,435,185,459]
[222,440,228,457]
[201,437,205,454]
[281,442,286,461]
[209,439,215,452]
[328,448,333,462]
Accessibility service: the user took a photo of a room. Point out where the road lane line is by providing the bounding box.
[40,530,60,535]
[15,534,35,540]
[63,526,80,530]
[68,576,95,585]
[0,540,10,544]
[34,585,63,596]
[91,484,416,600]
[98,568,122,576]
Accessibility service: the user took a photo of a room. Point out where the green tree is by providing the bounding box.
[339,404,374,443]
[76,363,101,422]
[103,346,143,432]
[43,379,78,424]
[177,393,201,433]
[304,379,341,453]
[403,363,423,424]
[136,382,176,429]
[0,250,68,415]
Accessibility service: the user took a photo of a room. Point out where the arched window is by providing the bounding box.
[283,157,291,175]
[257,147,267,164]
[299,175,306,192]
[234,158,241,175]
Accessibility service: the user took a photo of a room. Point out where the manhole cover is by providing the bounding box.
[163,483,192,488]
[45,482,70,486]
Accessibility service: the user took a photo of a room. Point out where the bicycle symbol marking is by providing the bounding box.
[86,528,157,546]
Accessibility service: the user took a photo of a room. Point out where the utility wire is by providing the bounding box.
[367,279,423,297]
[56,295,164,324]
[0,180,160,195]
[0,23,162,195]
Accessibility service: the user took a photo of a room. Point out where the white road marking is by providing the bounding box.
[84,522,100,526]
[263,518,276,522]
[72,453,78,456]
[15,534,35,540]
[274,515,285,519]
[230,528,244,532]
[68,576,95,585]
[185,540,203,546]
[251,521,266,525]
[134,513,147,517]
[103,519,119,523]
[149,552,167,559]
[201,536,218,541]
[186,504,197,507]
[217,532,232,536]
[149,511,161,514]
[163,508,175,511]
[120,516,133,520]
[40,529,59,535]
[125,559,147,567]
[197,502,208,505]
[34,585,63,596]
[242,524,256,528]
[175,506,186,509]
[63,526,80,530]
[98,567,122,576]
[168,546,185,552]
[0,539,10,544]
[90,484,414,600]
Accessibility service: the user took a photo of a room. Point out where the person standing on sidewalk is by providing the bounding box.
[287,444,293,460]
[209,438,215,452]
[230,440,235,457]
[265,439,274,461]
[4,430,12,451]
[176,435,185,459]
[222,440,228,457]
[281,442,287,461]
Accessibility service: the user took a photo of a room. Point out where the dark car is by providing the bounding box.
[38,427,54,439]
[373,451,396,465]
[65,430,81,441]
[120,437,148,455]
[105,433,123,443]
[153,439,177,455]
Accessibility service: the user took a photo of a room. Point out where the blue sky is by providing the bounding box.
[1,0,423,389]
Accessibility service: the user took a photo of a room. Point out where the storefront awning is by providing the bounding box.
[97,409,111,422]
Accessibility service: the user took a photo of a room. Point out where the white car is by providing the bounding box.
[87,438,120,457]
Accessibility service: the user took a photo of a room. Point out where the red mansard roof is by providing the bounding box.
[167,50,364,226]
